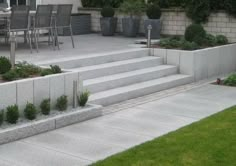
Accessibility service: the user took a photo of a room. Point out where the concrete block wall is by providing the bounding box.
[0,72,80,113]
[78,8,236,42]
[153,44,236,81]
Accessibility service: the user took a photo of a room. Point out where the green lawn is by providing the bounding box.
[92,107,236,166]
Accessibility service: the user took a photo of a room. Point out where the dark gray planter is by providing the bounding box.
[122,18,140,37]
[144,19,161,39]
[61,13,91,36]
[100,17,117,36]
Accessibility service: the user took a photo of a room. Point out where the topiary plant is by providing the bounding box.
[0,110,4,126]
[101,6,115,17]
[78,90,90,107]
[24,103,38,120]
[40,99,51,115]
[146,3,161,19]
[0,57,12,74]
[185,24,206,44]
[56,95,68,111]
[216,35,228,45]
[6,105,19,124]
[119,0,145,18]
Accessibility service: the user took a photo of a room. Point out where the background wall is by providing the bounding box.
[78,8,236,42]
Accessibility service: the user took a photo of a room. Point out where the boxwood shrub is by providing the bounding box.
[6,105,19,124]
[40,99,51,115]
[24,103,38,120]
[56,95,68,111]
[0,57,12,74]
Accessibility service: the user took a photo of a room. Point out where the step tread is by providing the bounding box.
[84,65,177,86]
[71,56,162,72]
[89,74,191,101]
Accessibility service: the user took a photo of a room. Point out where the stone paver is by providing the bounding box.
[0,84,235,166]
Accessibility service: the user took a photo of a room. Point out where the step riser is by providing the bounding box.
[80,59,163,80]
[48,50,149,69]
[84,67,178,93]
[90,76,193,106]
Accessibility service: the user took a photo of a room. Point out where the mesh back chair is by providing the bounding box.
[54,4,74,49]
[33,5,54,52]
[0,3,9,42]
[9,5,32,52]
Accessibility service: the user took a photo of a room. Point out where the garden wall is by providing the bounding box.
[153,44,236,81]
[0,72,82,113]
[78,8,236,42]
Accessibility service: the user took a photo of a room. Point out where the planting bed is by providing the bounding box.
[0,104,102,145]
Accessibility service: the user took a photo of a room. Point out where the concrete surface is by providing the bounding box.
[0,84,235,166]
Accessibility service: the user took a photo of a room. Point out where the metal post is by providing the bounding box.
[10,35,16,68]
[73,81,78,108]
[147,25,152,48]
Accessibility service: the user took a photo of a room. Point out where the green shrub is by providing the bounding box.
[0,57,12,74]
[101,6,115,17]
[40,69,54,76]
[216,35,228,45]
[119,0,145,17]
[40,99,51,115]
[159,37,182,49]
[0,110,4,126]
[15,62,41,76]
[24,103,37,120]
[185,24,206,44]
[2,70,19,81]
[56,95,68,111]
[50,65,62,74]
[224,74,236,86]
[6,105,19,124]
[204,34,217,46]
[185,0,211,23]
[146,3,161,19]
[78,90,90,107]
[181,41,199,50]
[224,0,236,17]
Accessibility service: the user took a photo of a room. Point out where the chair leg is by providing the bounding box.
[50,28,55,50]
[27,30,32,53]
[34,29,39,52]
[70,25,75,48]
[54,27,60,50]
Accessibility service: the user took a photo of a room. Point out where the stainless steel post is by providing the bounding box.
[10,35,16,68]
[73,81,78,108]
[147,25,152,48]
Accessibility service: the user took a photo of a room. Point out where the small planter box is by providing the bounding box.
[0,104,102,145]
[60,13,91,36]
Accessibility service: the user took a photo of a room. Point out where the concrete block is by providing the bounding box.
[180,51,194,75]
[153,48,167,64]
[49,74,65,107]
[193,50,208,81]
[33,77,50,108]
[206,47,220,78]
[166,49,180,67]
[16,79,34,112]
[0,82,17,110]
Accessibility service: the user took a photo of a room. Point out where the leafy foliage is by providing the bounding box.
[40,65,62,76]
[6,105,19,124]
[223,74,236,86]
[40,99,51,115]
[24,103,38,120]
[224,0,236,17]
[0,57,12,74]
[185,24,206,44]
[146,3,161,19]
[78,90,90,107]
[119,0,146,17]
[56,95,68,111]
[0,110,3,126]
[101,6,115,17]
[216,35,228,45]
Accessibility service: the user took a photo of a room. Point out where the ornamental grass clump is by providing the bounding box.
[56,95,68,111]
[40,99,51,115]
[6,105,19,124]
[78,90,90,107]
[24,103,38,120]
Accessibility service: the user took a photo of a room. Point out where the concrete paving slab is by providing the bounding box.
[0,142,89,166]
[23,131,125,162]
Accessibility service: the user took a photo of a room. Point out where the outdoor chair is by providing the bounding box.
[0,3,9,43]
[54,4,74,49]
[6,5,32,52]
[32,5,54,52]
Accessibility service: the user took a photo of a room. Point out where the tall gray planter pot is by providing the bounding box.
[122,18,140,37]
[100,17,117,36]
[144,19,161,39]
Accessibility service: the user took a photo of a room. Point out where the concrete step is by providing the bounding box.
[38,48,149,69]
[72,56,163,80]
[84,65,178,93]
[89,74,193,106]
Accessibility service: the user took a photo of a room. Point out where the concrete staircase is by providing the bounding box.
[49,48,193,106]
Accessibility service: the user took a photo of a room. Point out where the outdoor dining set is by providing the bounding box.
[0,3,75,53]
